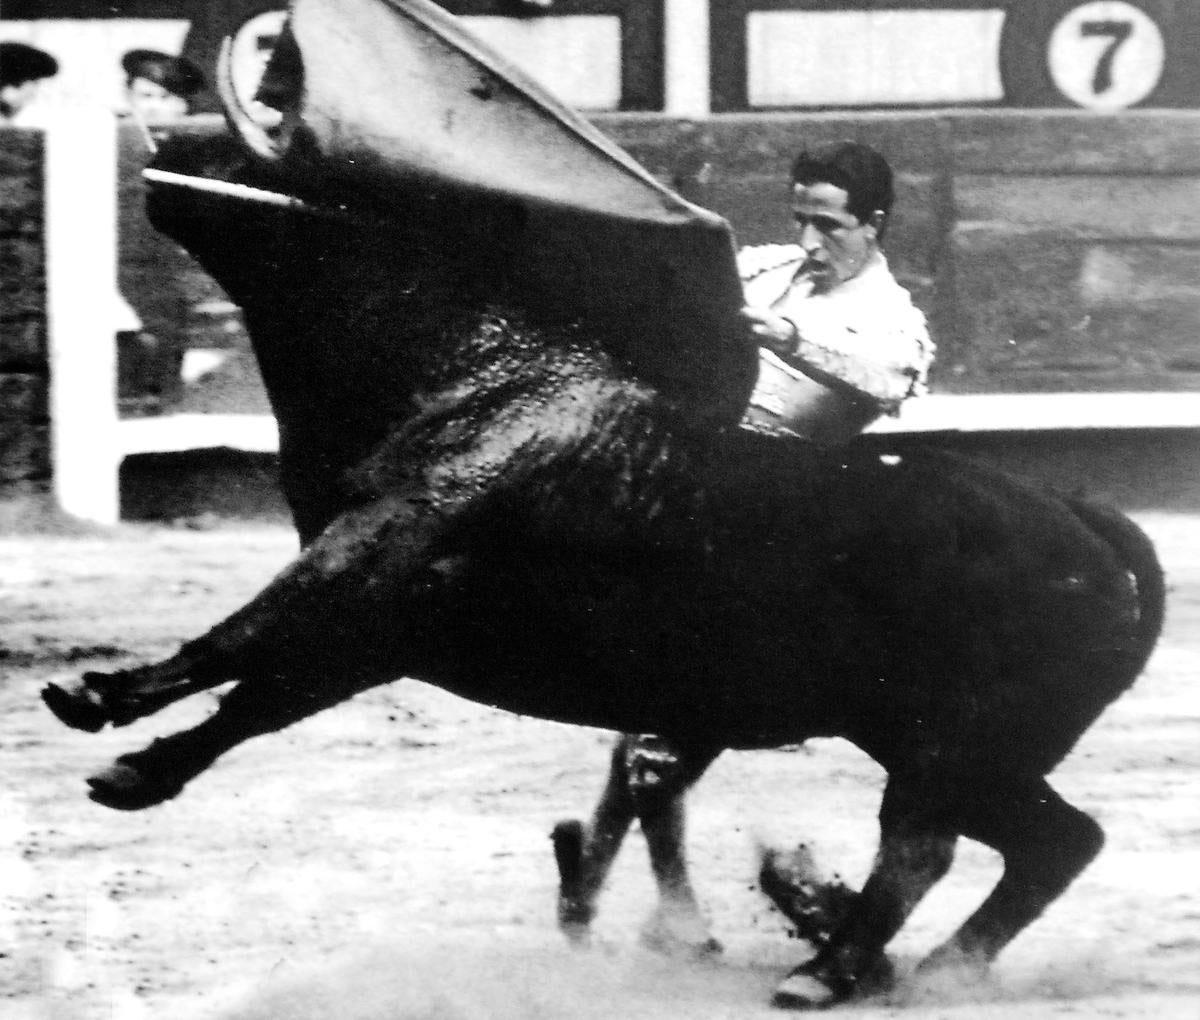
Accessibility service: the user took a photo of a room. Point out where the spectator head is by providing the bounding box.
[0,42,59,122]
[122,49,205,123]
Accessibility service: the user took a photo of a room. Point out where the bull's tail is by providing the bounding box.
[1069,499,1166,672]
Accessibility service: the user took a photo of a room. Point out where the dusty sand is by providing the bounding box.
[2,513,1198,1019]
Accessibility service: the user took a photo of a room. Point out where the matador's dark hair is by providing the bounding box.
[790,140,895,233]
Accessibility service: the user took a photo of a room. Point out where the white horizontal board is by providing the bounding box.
[112,392,1200,468]
[461,14,622,111]
[869,392,1200,433]
[747,9,1005,107]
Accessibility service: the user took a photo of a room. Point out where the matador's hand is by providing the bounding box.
[740,306,798,358]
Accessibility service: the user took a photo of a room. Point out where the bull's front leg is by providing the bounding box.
[771,775,956,1009]
[42,493,436,734]
[553,734,721,956]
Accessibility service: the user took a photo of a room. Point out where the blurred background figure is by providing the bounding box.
[121,48,204,126]
[0,41,59,125]
[116,49,206,414]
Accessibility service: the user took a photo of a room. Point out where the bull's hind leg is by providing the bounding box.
[773,774,957,1009]
[84,668,378,810]
[632,737,725,957]
[552,734,720,955]
[551,739,636,943]
[43,645,226,733]
[917,777,1103,980]
[43,494,433,734]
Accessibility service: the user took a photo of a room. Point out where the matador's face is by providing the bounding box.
[790,181,882,293]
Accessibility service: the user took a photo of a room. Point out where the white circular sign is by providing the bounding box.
[1047,2,1166,110]
[227,10,288,112]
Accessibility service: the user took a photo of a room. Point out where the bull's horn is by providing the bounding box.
[216,34,283,162]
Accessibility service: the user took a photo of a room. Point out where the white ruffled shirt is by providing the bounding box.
[739,244,934,442]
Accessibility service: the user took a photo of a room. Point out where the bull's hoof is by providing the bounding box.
[551,819,594,944]
[912,941,990,990]
[86,759,184,811]
[771,968,841,1010]
[552,819,585,888]
[42,679,111,733]
[759,844,858,947]
[638,919,723,961]
[771,954,894,1011]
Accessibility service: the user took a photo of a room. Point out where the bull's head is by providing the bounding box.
[149,0,755,523]
[208,0,751,389]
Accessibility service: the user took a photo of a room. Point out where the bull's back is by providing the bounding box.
[716,441,1159,764]
[429,431,1157,767]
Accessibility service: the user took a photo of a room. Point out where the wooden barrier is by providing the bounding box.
[5,109,1200,524]
[0,129,49,500]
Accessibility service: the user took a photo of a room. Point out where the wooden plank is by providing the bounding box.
[0,130,42,235]
[0,372,46,421]
[956,175,1200,240]
[0,317,45,366]
[598,111,952,176]
[0,234,46,318]
[946,228,1200,392]
[951,111,1200,175]
[0,130,46,379]
[1078,244,1200,308]
[0,420,49,482]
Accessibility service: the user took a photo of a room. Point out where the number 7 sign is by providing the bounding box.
[1079,19,1134,95]
[1047,2,1165,110]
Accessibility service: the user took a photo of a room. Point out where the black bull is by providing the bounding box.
[42,0,1164,1009]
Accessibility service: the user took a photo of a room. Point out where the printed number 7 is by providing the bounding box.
[1080,20,1133,95]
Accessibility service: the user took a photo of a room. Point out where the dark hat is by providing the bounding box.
[121,49,205,98]
[0,42,59,88]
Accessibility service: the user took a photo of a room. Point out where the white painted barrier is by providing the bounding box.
[871,391,1200,434]
[105,392,1200,471]
[116,414,278,457]
[44,113,121,526]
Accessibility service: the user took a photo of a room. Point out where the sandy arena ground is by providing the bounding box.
[1,513,1199,1019]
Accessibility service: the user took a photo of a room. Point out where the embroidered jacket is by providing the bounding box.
[739,243,934,442]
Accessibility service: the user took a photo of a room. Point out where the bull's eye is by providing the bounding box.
[1049,575,1087,593]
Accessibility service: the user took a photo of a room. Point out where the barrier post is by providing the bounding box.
[45,112,121,525]
[664,0,710,116]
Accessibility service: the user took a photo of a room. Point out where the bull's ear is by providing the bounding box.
[217,21,305,163]
[254,21,304,114]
